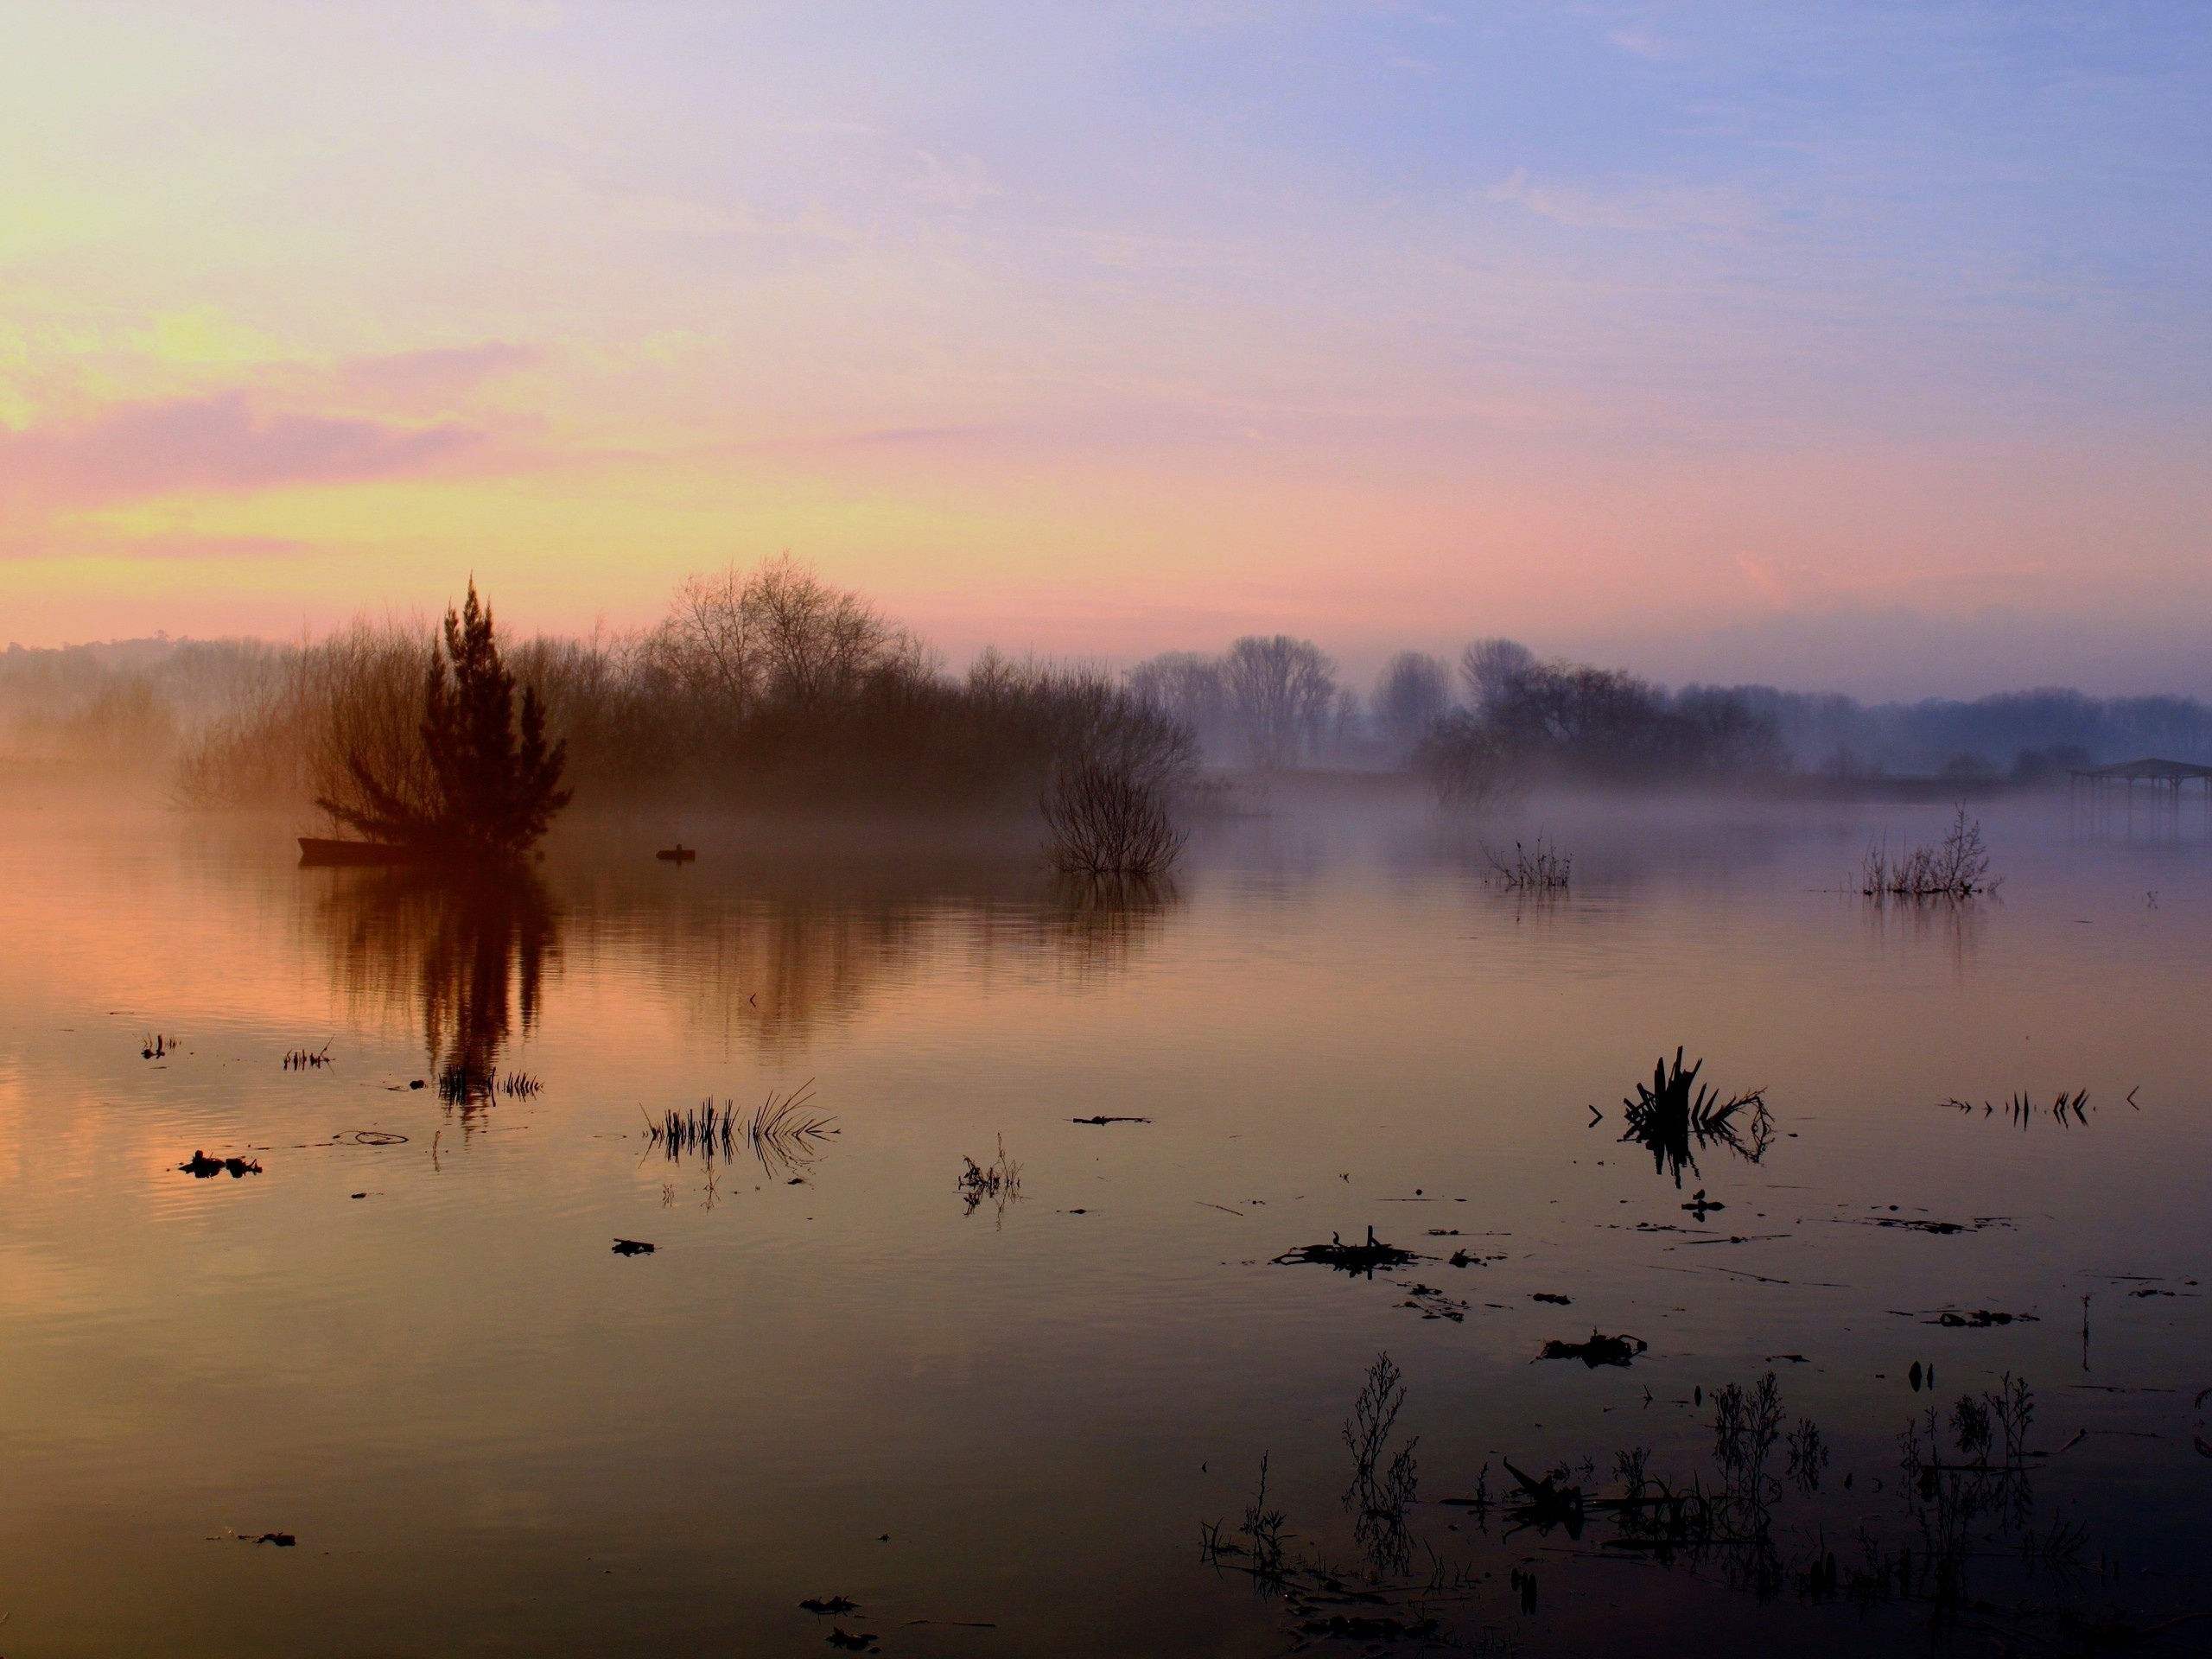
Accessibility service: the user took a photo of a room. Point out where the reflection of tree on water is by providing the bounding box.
[568,857,1182,1056]
[314,867,558,1113]
[1042,873,1177,976]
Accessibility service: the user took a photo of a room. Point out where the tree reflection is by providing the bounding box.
[314,866,558,1113]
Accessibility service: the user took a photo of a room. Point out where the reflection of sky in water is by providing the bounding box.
[0,788,2204,1655]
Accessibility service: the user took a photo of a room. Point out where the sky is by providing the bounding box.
[1,1,2208,697]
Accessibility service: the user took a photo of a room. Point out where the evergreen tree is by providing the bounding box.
[319,581,571,856]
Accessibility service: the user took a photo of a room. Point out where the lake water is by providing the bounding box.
[1,781,2207,1656]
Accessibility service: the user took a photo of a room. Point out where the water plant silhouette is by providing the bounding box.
[1619,1048,1771,1187]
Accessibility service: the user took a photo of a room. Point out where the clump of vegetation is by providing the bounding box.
[1618,1048,1772,1188]
[1484,836,1571,890]
[282,1043,333,1071]
[957,1135,1022,1217]
[1861,806,1995,899]
[1041,760,1186,876]
[316,582,571,859]
[645,1084,836,1177]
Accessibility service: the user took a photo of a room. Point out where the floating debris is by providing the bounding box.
[1071,1115,1151,1125]
[1396,1283,1468,1321]
[799,1597,858,1616]
[825,1630,878,1653]
[141,1033,180,1059]
[1935,1309,2039,1328]
[1272,1227,1419,1278]
[180,1151,261,1179]
[611,1238,656,1256]
[1847,1214,2012,1236]
[1682,1188,1726,1219]
[1540,1331,1648,1368]
[250,1532,295,1547]
[1532,1292,1573,1306]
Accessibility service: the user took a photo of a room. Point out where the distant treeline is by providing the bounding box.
[5,594,2209,798]
[163,559,1190,811]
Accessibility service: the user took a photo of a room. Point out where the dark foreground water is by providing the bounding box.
[0,780,2207,1657]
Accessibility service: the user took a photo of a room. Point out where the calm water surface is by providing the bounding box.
[1,784,2207,1656]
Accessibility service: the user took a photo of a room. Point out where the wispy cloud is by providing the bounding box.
[1605,27,1684,62]
[0,393,483,510]
[912,151,1001,211]
[1483,168,1760,235]
[323,343,537,412]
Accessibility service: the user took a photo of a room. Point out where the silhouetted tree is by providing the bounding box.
[1459,638,1534,713]
[318,582,571,857]
[1373,652,1452,753]
[1224,634,1338,768]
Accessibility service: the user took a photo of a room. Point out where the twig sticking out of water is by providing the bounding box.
[283,1042,333,1071]
[500,1071,543,1097]
[1484,836,1571,891]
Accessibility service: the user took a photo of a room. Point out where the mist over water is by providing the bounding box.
[0,780,2205,1656]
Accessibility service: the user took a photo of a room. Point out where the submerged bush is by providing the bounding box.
[1041,760,1186,876]
[1862,807,1995,899]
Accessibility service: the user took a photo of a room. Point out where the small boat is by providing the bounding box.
[298,837,416,867]
[655,843,697,864]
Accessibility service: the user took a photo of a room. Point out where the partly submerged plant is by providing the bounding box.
[1619,1048,1771,1188]
[1862,806,1995,899]
[1041,760,1185,877]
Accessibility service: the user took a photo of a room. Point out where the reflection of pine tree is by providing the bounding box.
[320,581,571,857]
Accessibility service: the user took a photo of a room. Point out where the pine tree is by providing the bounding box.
[318,581,571,856]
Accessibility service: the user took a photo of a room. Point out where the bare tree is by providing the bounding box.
[1127,652,1230,755]
[1459,638,1534,713]
[1042,760,1185,876]
[1373,652,1452,753]
[1223,634,1338,768]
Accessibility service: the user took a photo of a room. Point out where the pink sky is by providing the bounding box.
[3,3,2207,697]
